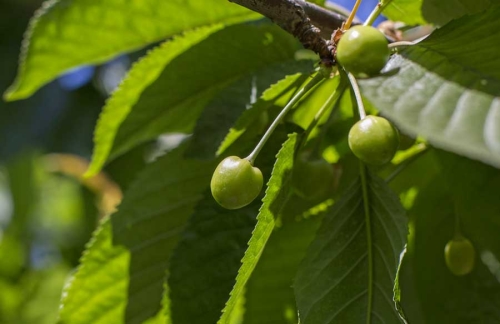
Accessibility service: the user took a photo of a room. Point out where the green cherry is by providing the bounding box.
[348,115,400,165]
[292,152,335,200]
[444,236,476,276]
[336,25,390,78]
[211,156,263,210]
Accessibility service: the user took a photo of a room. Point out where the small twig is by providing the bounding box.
[385,144,429,183]
[297,0,348,38]
[344,0,362,30]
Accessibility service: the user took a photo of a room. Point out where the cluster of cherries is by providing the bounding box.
[210,25,476,276]
[211,25,395,210]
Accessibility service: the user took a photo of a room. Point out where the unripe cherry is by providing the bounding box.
[211,156,263,209]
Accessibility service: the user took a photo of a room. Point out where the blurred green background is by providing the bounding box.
[0,1,148,322]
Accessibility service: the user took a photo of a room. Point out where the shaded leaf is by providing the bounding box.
[295,172,407,323]
[186,61,313,159]
[398,151,500,323]
[218,134,299,323]
[421,0,491,25]
[5,0,255,100]
[243,215,322,324]
[167,194,258,324]
[169,126,293,324]
[87,22,303,176]
[360,8,500,168]
[60,144,215,324]
[111,146,215,324]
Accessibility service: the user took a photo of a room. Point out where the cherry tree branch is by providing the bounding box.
[229,0,347,64]
[298,0,347,37]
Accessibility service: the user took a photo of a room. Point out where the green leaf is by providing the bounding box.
[218,134,298,323]
[112,146,215,324]
[421,0,492,25]
[58,217,130,324]
[87,22,303,176]
[168,126,293,324]
[85,25,223,176]
[217,73,309,156]
[398,151,500,322]
[167,194,258,324]
[359,8,500,169]
[383,0,426,25]
[294,172,407,323]
[60,144,215,324]
[5,152,37,239]
[186,61,313,159]
[392,248,407,323]
[4,0,255,101]
[289,76,341,130]
[243,215,322,324]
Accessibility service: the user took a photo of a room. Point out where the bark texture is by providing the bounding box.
[229,0,347,64]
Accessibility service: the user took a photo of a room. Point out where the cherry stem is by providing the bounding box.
[298,76,348,154]
[245,67,330,164]
[364,0,394,26]
[345,70,366,120]
[385,143,429,183]
[312,83,349,157]
[454,212,462,238]
[344,0,363,30]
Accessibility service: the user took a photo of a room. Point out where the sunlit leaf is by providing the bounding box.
[360,8,500,168]
[4,0,256,100]
[58,217,129,324]
[384,0,426,25]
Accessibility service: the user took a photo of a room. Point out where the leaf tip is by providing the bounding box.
[3,85,20,102]
[83,162,101,179]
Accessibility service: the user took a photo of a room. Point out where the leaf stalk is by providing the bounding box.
[245,68,330,164]
[364,0,394,26]
[297,76,348,153]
